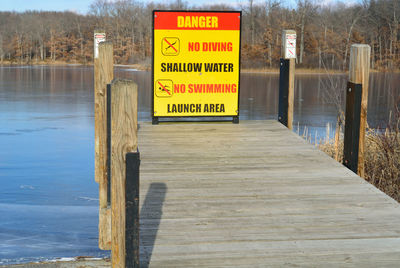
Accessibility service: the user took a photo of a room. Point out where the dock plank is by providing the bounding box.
[136,120,400,267]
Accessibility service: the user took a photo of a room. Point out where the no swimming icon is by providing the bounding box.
[155,79,173,97]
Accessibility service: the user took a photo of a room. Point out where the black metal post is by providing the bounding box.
[278,58,289,126]
[107,84,111,206]
[125,151,140,268]
[343,82,362,173]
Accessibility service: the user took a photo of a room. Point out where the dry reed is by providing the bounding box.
[301,120,400,202]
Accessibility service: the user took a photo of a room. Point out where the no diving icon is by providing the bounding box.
[155,79,173,97]
[162,37,180,56]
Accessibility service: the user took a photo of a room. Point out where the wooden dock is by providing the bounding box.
[137,120,400,267]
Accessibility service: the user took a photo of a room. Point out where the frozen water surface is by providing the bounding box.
[0,66,107,264]
[0,65,398,264]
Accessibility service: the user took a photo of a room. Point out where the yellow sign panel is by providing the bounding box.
[153,11,241,118]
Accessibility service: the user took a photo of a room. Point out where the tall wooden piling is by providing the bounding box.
[278,30,296,130]
[287,58,295,130]
[94,39,113,250]
[344,44,370,176]
[94,30,108,184]
[110,79,138,268]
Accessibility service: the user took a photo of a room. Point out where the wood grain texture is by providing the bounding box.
[110,79,138,268]
[95,41,113,250]
[99,207,111,250]
[94,37,111,185]
[348,44,370,177]
[131,120,400,267]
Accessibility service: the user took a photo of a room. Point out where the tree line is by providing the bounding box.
[0,0,399,70]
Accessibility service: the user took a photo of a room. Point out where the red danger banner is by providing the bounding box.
[154,11,240,31]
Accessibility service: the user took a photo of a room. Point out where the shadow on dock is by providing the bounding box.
[140,182,167,267]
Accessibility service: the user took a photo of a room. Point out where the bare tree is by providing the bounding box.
[0,0,398,69]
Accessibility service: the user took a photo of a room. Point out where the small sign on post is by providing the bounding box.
[94,32,106,59]
[282,30,296,59]
[278,30,296,130]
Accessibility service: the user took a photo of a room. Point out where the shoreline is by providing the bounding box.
[0,257,110,268]
[1,61,396,74]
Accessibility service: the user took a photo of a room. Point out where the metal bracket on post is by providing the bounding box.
[125,151,140,268]
[343,82,362,173]
[107,84,111,206]
[278,58,289,127]
[152,116,159,125]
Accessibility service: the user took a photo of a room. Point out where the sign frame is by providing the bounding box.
[152,10,242,124]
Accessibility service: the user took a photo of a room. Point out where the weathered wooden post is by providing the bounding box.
[94,31,113,250]
[278,30,296,130]
[110,79,139,268]
[94,30,106,183]
[343,44,370,175]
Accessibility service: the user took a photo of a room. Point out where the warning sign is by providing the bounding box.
[282,31,296,59]
[94,32,106,59]
[152,11,241,118]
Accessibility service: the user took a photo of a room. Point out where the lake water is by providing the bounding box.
[0,65,398,264]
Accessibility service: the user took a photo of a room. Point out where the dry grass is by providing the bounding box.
[316,124,400,202]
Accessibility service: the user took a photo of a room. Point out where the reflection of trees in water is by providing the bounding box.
[305,68,400,165]
[316,65,399,130]
[369,72,400,129]
[239,74,279,120]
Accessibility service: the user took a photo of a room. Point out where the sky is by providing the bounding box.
[0,0,357,14]
[0,0,94,14]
